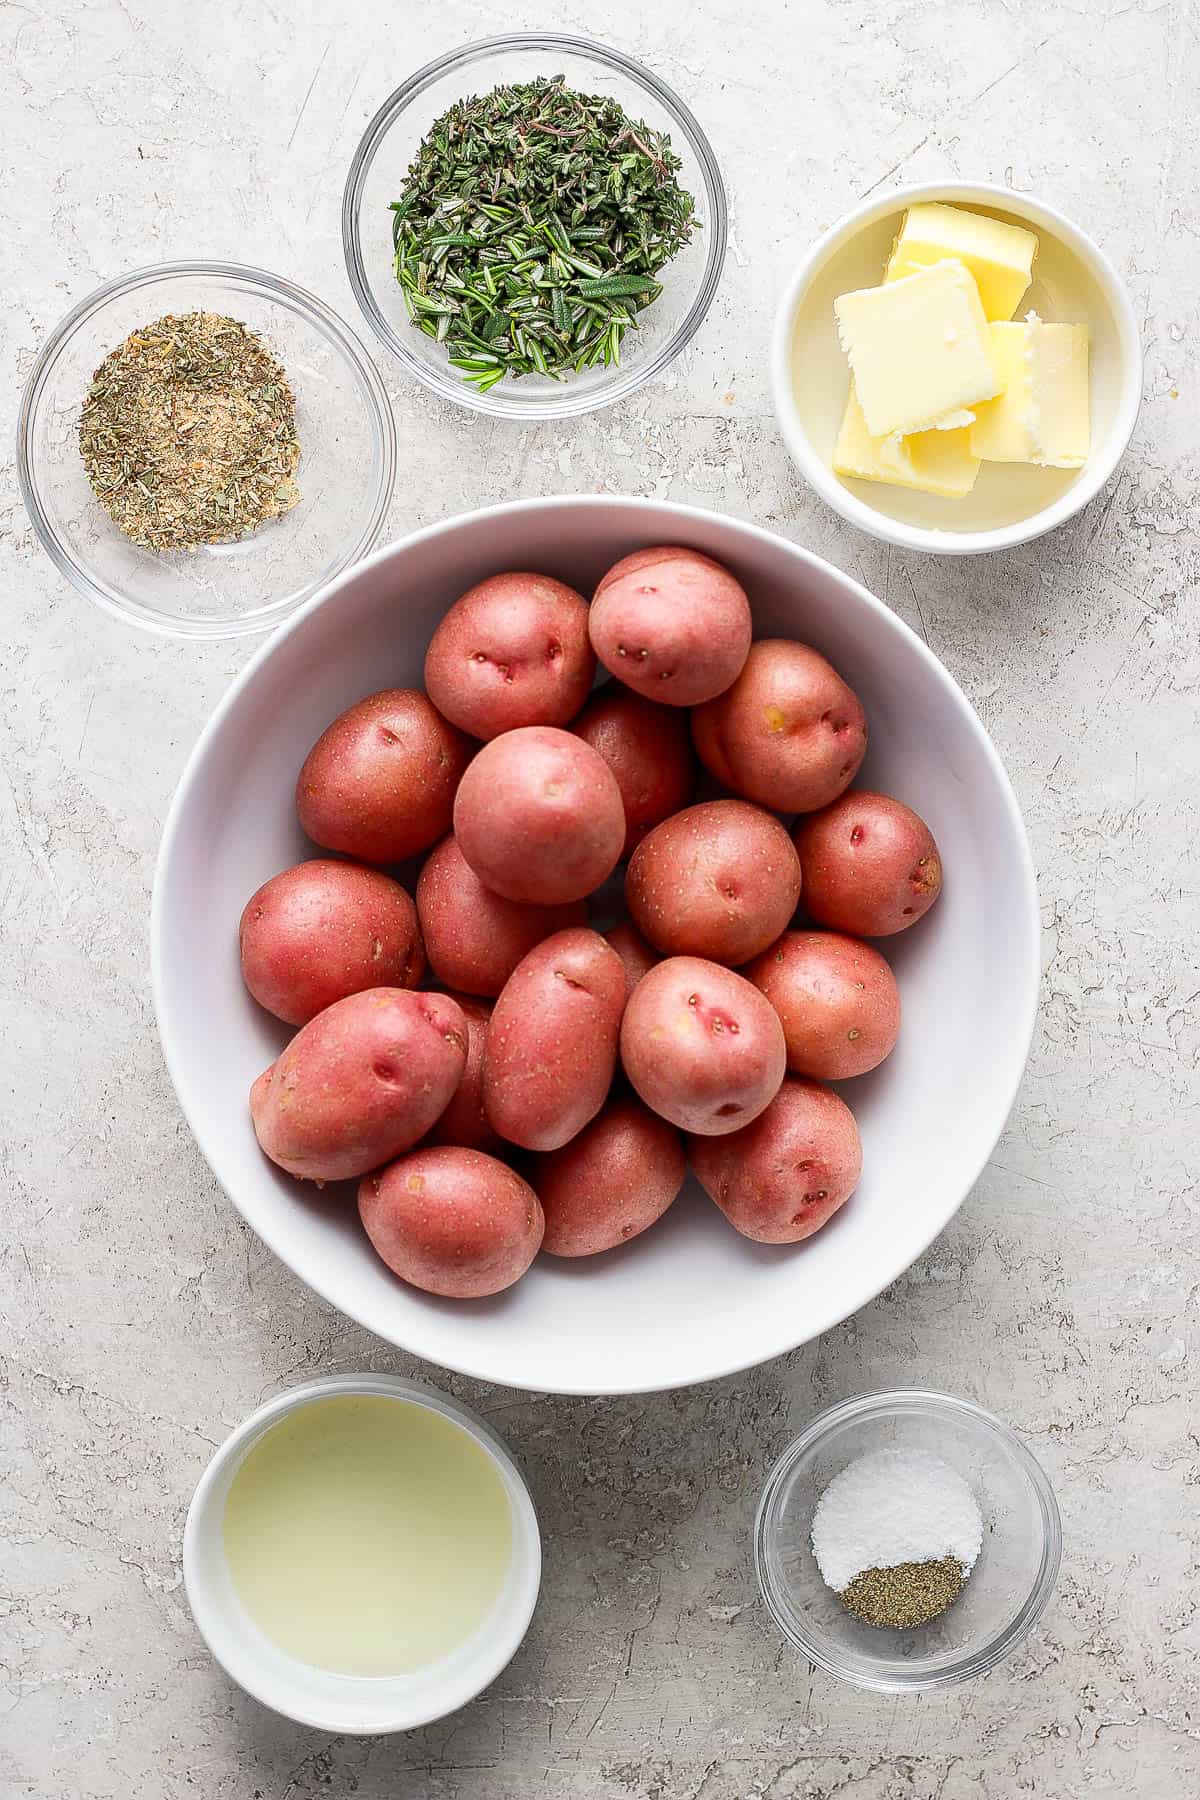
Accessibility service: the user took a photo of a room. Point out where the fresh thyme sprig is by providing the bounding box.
[389,74,698,389]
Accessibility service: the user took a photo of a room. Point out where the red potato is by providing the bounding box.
[573,686,695,859]
[689,1076,862,1243]
[620,956,786,1135]
[296,689,473,866]
[604,920,660,1001]
[424,571,594,740]
[743,930,900,1080]
[422,996,501,1152]
[484,929,626,1152]
[250,989,466,1183]
[416,834,586,997]
[589,546,752,707]
[359,1148,543,1298]
[454,726,625,904]
[239,860,424,1027]
[530,1097,686,1257]
[626,799,802,966]
[691,639,867,814]
[794,790,943,936]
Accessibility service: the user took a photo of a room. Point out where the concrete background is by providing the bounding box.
[3,0,1198,1794]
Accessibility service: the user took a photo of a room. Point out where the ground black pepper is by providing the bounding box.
[840,1555,966,1629]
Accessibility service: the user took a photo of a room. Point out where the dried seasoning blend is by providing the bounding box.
[79,310,300,552]
[810,1447,983,1630]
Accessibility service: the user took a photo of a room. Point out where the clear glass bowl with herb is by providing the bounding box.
[343,34,727,418]
[755,1390,1061,1692]
[18,262,396,639]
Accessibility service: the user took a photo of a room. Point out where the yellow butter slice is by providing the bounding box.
[834,260,1001,439]
[885,202,1037,321]
[834,383,981,499]
[969,316,1089,467]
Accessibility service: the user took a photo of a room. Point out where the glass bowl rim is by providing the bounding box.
[754,1387,1062,1693]
[341,30,728,420]
[16,257,398,641]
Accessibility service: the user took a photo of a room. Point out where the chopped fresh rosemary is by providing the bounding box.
[79,311,301,553]
[389,74,699,388]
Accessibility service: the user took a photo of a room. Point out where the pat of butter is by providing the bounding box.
[885,202,1037,321]
[969,316,1090,467]
[834,384,981,499]
[834,260,1001,438]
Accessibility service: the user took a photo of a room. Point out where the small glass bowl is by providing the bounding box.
[342,33,727,419]
[755,1390,1061,1692]
[17,261,396,639]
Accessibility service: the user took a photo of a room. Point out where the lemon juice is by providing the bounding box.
[222,1394,512,1676]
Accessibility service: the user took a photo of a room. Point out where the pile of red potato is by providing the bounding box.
[241,546,942,1300]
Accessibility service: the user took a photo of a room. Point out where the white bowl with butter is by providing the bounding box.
[183,1375,541,1732]
[772,182,1141,553]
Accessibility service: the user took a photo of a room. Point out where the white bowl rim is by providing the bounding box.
[16,257,398,640]
[182,1371,542,1731]
[769,179,1143,555]
[151,493,1040,1393]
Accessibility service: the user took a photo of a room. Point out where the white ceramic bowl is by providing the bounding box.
[152,496,1039,1395]
[771,181,1142,554]
[183,1374,541,1731]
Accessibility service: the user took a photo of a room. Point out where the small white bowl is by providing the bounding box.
[771,181,1142,554]
[183,1374,541,1732]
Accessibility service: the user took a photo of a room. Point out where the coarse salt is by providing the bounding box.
[810,1448,983,1593]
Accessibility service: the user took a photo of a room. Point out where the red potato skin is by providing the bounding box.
[691,640,868,815]
[626,799,802,966]
[530,1097,686,1257]
[296,689,474,866]
[359,1148,544,1298]
[416,834,586,997]
[573,687,696,859]
[604,920,660,1001]
[743,930,900,1080]
[250,989,467,1183]
[589,546,752,707]
[619,956,786,1135]
[239,860,424,1027]
[484,929,626,1152]
[424,571,595,740]
[689,1076,862,1243]
[794,790,943,936]
[422,996,501,1152]
[453,726,625,905]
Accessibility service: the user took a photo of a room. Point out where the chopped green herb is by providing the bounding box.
[389,74,698,386]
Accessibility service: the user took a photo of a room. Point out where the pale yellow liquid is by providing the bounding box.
[222,1395,513,1676]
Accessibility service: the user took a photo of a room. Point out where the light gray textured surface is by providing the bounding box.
[3,1,1198,1794]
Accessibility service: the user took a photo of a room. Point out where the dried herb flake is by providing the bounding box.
[79,310,301,553]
